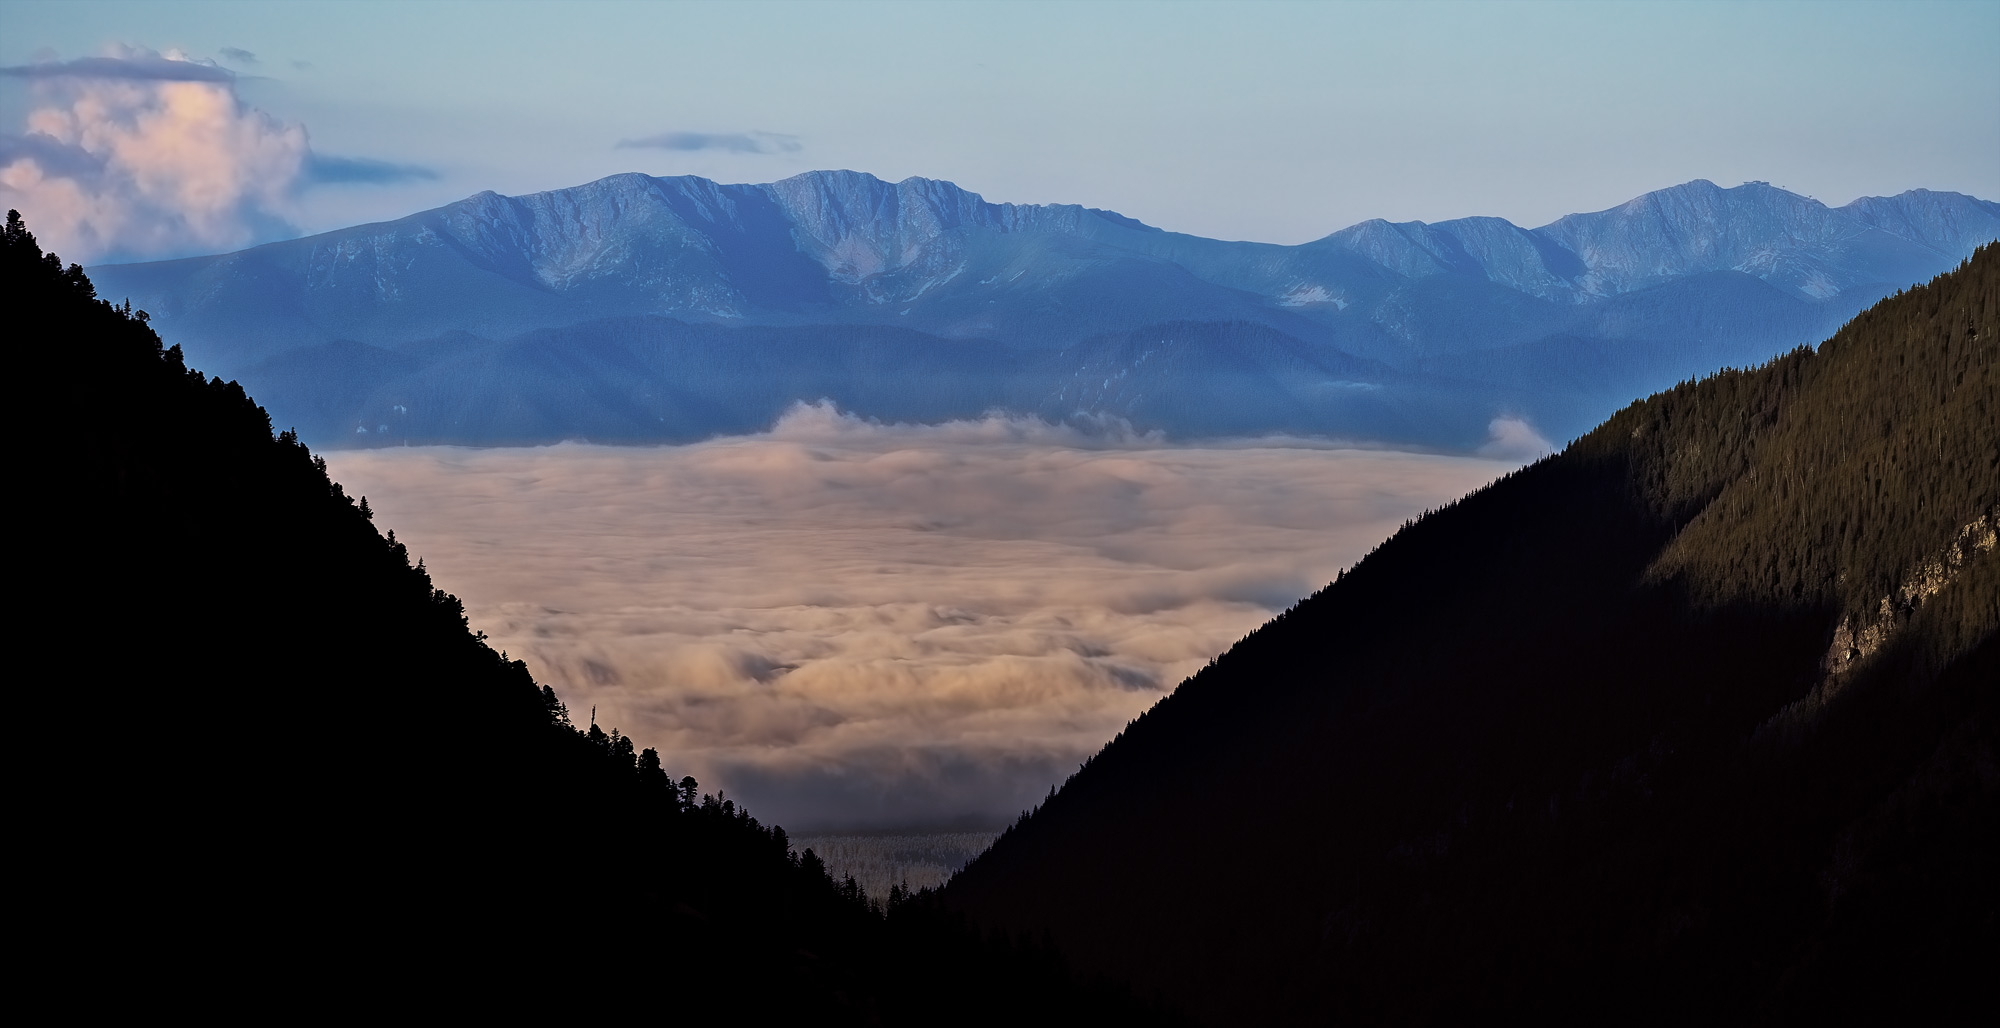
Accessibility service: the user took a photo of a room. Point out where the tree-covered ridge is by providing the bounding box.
[12,201,849,997]
[11,210,1175,1023]
[947,246,1997,1025]
[22,196,1992,1020]
[1611,248,1996,622]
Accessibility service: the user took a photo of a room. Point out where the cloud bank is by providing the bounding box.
[326,406,1515,830]
[616,130,803,154]
[1477,415,1556,461]
[0,46,431,262]
[1,52,235,83]
[304,154,438,185]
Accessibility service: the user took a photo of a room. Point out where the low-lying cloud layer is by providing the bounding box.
[327,406,1515,830]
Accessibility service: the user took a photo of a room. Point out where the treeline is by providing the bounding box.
[948,246,1997,1024]
[10,211,1176,1023]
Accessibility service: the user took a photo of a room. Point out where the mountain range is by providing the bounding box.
[91,173,1998,448]
[24,205,1994,1021]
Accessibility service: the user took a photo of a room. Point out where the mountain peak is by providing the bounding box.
[1600,178,1825,218]
[84,170,1996,388]
[771,167,886,192]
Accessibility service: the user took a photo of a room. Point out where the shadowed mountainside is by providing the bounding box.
[20,203,1994,1019]
[13,210,1175,1023]
[235,316,1498,448]
[944,246,1999,1024]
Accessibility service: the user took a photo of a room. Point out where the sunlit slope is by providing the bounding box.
[944,246,1998,1025]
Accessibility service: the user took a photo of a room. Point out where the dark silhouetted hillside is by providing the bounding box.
[945,245,1999,1024]
[11,210,1175,1023]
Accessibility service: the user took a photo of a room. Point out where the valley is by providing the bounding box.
[10,3,1996,1019]
[322,414,1515,830]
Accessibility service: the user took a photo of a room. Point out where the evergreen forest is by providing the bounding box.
[13,206,1995,1022]
[946,243,1998,1023]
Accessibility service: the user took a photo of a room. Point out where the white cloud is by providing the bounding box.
[327,408,1519,830]
[0,45,432,263]
[1476,415,1556,461]
[1,46,307,262]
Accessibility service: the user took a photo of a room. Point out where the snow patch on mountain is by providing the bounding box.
[1278,284,1344,308]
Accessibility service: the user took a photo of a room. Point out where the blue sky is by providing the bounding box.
[3,0,1995,260]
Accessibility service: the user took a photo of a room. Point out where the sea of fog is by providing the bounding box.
[326,403,1536,831]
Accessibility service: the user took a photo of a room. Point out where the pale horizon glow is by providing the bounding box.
[3,0,1995,261]
[325,406,1521,830]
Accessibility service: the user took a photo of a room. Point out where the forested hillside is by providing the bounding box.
[11,210,1169,1023]
[21,199,1993,1020]
[947,245,1998,1024]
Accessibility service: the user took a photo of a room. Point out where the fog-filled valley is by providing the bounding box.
[10,2,1997,1017]
[790,831,999,900]
[325,404,1521,830]
[28,209,1986,1020]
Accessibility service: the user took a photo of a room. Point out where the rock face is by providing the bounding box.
[86,173,1999,448]
[1823,509,2000,678]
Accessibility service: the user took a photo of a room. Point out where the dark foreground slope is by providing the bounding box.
[946,247,1999,1024]
[11,212,1171,1023]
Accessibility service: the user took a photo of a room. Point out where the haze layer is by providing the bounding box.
[326,405,1519,829]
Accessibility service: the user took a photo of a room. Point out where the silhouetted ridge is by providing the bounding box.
[12,211,1177,1023]
[945,245,1999,1025]
[89,175,1996,451]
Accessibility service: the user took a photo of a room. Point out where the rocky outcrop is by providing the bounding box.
[1823,508,1999,677]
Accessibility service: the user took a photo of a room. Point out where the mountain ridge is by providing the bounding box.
[12,207,1182,1024]
[941,246,2000,1024]
[86,173,1998,449]
[96,171,1996,347]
